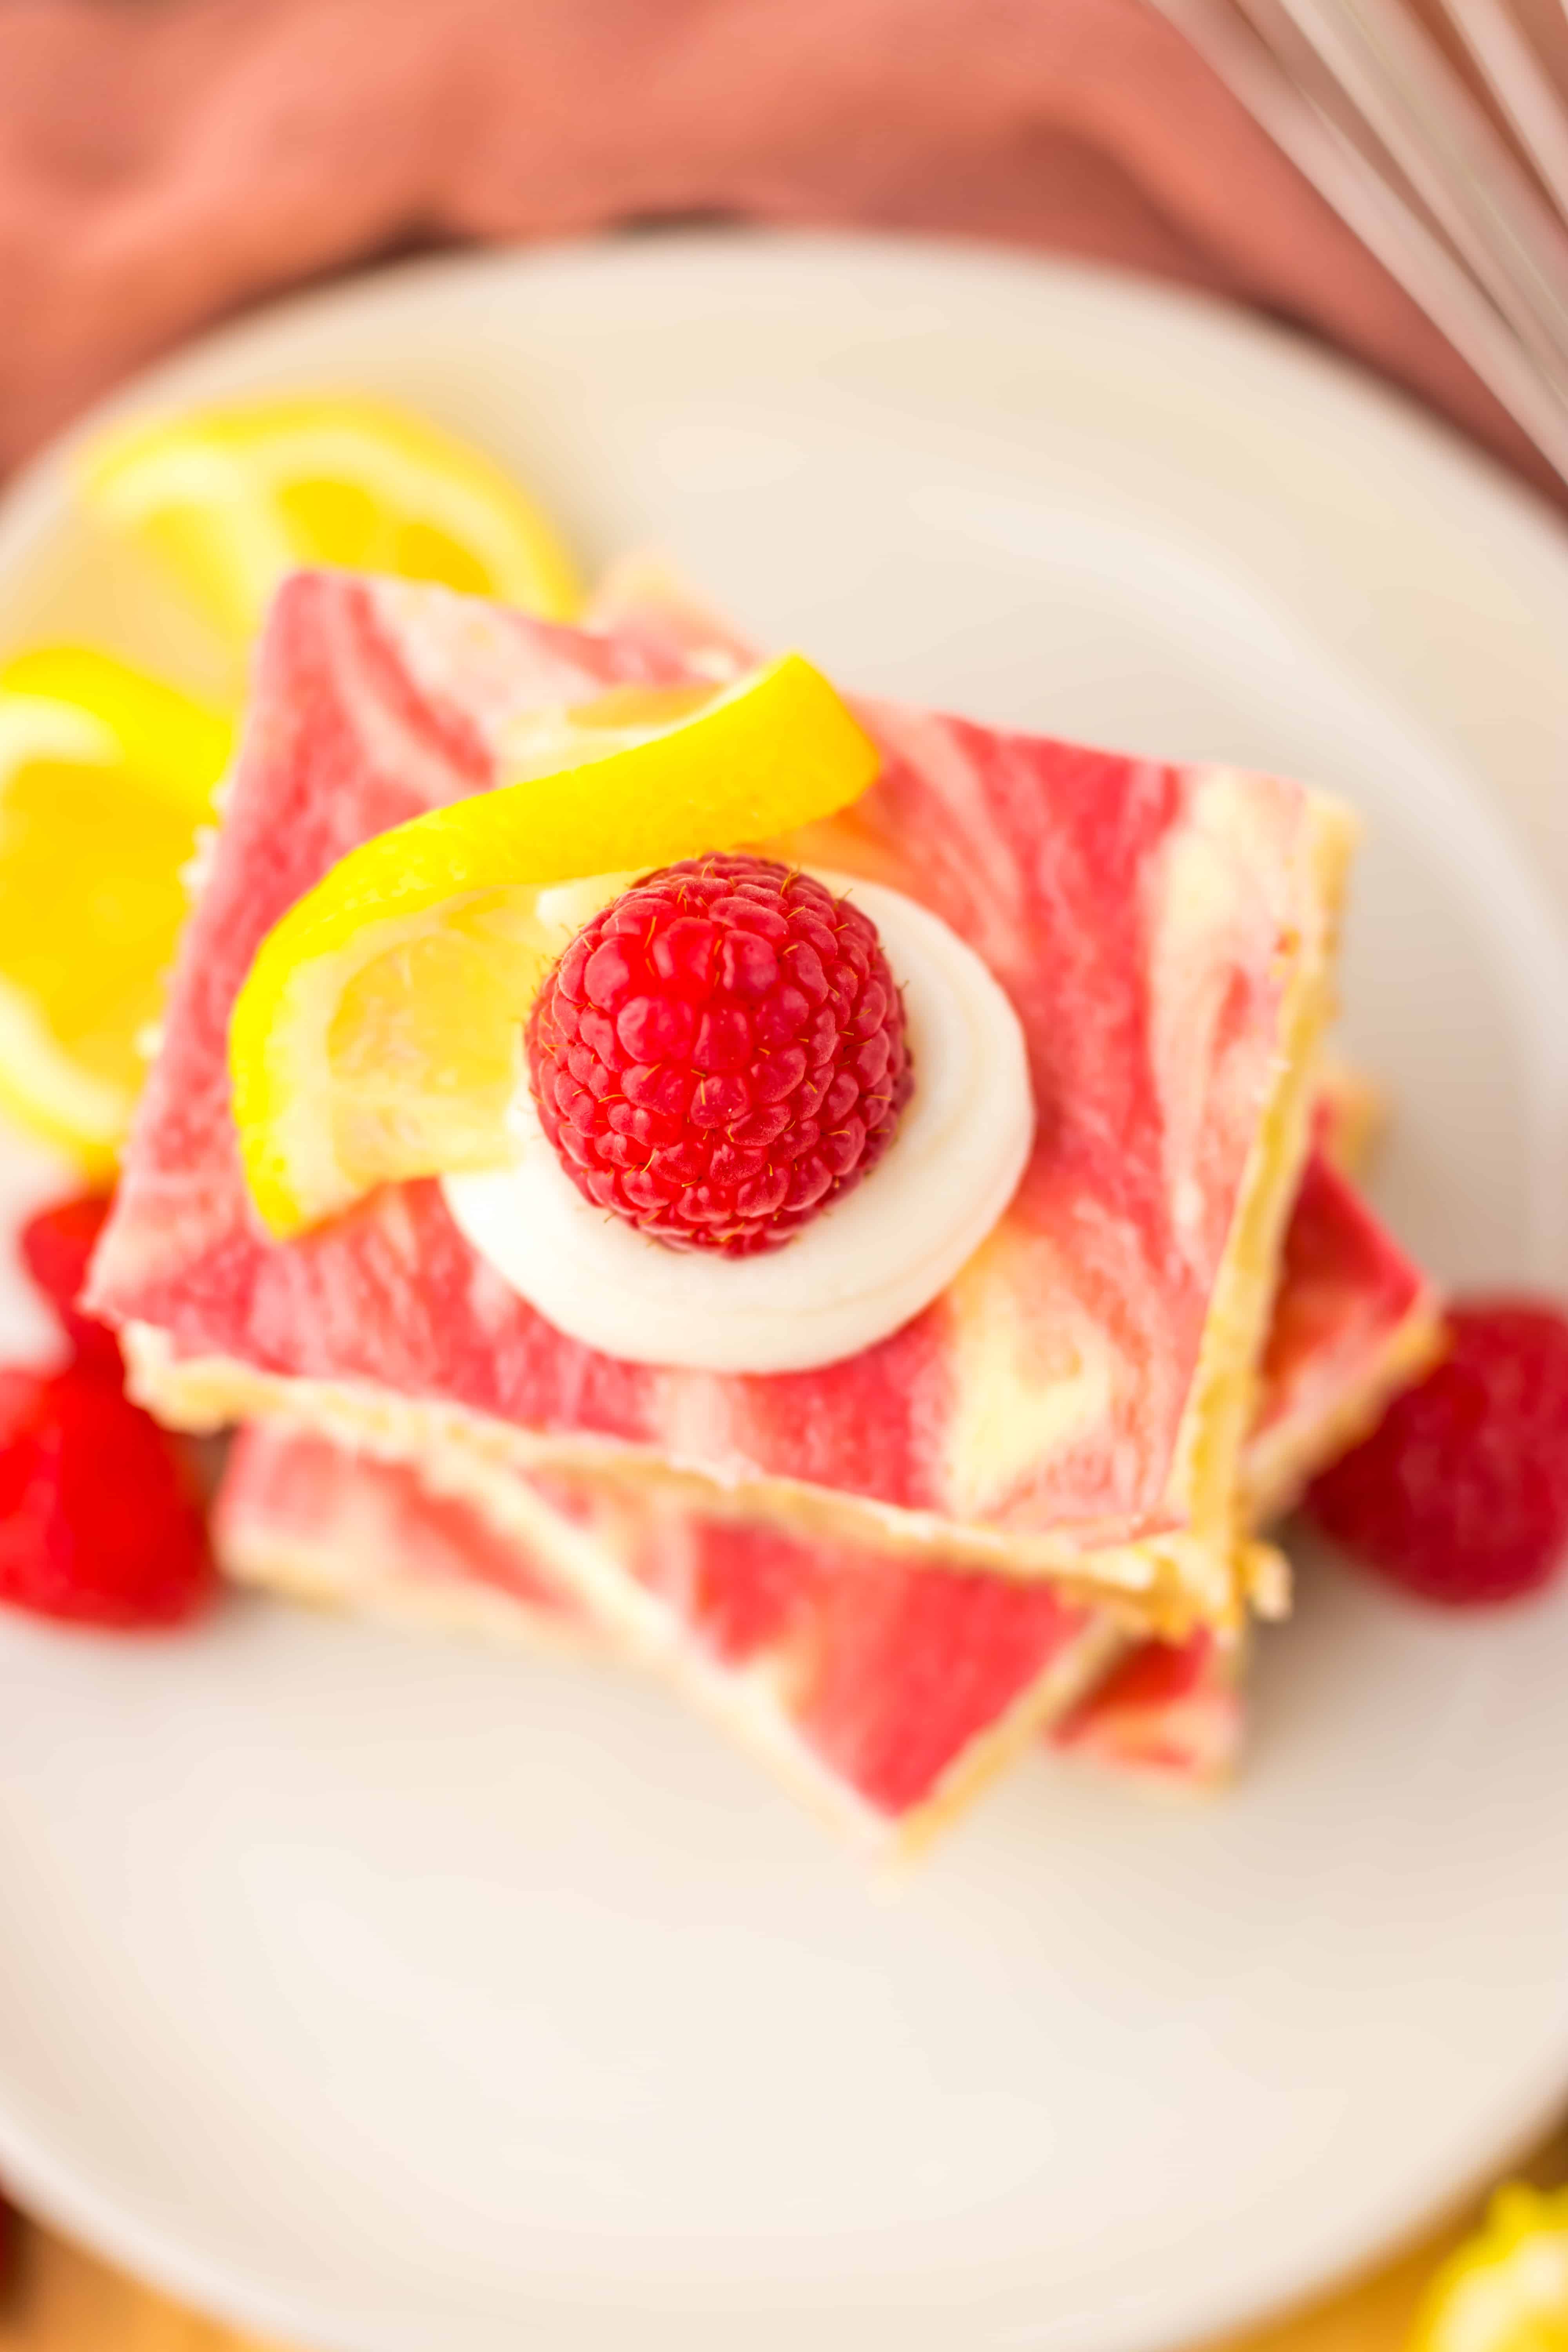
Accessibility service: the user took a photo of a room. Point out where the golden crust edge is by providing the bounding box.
[1243,1294,1448,1528]
[1162,788,1361,1621]
[127,1326,1265,1633]
[218,1520,600,1658]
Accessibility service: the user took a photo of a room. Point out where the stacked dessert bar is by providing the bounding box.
[89,564,1441,1848]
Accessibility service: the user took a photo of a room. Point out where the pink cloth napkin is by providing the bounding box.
[0,0,1558,497]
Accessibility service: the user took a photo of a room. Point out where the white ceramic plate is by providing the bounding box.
[0,234,1566,2352]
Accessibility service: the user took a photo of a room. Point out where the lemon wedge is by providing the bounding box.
[0,647,232,1167]
[78,394,581,651]
[229,652,881,1238]
[1411,2185,1568,2352]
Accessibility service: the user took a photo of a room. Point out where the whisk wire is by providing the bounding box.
[1152,0,1568,486]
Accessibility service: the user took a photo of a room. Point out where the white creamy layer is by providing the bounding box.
[443,873,1033,1374]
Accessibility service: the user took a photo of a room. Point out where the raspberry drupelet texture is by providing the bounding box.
[20,1190,119,1376]
[526,854,913,1255]
[1305,1299,1568,1605]
[0,1365,215,1628]
[0,1187,217,1630]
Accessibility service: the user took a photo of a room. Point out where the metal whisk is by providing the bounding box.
[1153,0,1568,485]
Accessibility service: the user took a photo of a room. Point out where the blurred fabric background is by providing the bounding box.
[3,0,1567,499]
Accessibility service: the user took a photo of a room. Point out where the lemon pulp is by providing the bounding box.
[0,648,231,1165]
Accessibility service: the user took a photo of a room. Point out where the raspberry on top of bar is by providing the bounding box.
[90,570,1355,1628]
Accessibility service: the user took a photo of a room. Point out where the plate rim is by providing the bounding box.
[1,224,1567,2352]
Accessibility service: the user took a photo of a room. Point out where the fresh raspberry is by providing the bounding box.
[1305,1300,1568,1606]
[19,1191,119,1376]
[526,853,913,1255]
[0,1365,215,1629]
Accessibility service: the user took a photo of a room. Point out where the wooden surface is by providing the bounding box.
[2,2121,1563,2351]
[0,2226,286,2352]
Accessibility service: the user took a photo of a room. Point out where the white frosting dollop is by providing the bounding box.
[442,873,1032,1374]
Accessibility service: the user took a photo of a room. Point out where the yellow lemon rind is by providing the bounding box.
[0,653,232,1163]
[1410,2183,1568,2352]
[0,647,232,816]
[229,653,882,1238]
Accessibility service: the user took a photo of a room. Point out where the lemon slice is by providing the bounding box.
[78,394,581,650]
[0,647,232,1167]
[229,653,881,1238]
[1412,2185,1568,2352]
